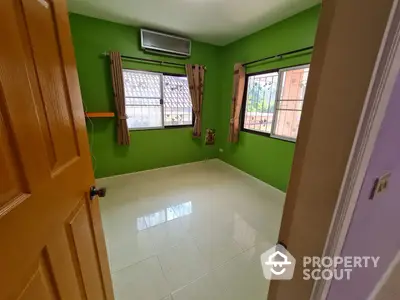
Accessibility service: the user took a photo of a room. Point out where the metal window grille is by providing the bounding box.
[122,70,192,130]
[123,70,163,129]
[243,71,279,134]
[271,65,309,141]
[163,75,192,126]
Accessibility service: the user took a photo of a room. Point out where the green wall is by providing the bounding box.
[69,14,220,178]
[69,6,320,191]
[217,6,321,191]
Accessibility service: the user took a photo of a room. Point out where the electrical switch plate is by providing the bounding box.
[370,173,391,200]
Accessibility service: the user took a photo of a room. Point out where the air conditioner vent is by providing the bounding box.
[141,29,191,57]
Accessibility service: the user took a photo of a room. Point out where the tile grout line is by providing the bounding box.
[156,255,173,300]
[170,240,262,295]
[111,254,159,275]
[169,242,265,298]
[109,233,266,278]
[110,234,194,275]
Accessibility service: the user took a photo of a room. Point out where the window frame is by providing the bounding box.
[123,68,194,131]
[162,72,195,129]
[240,68,280,139]
[240,63,310,143]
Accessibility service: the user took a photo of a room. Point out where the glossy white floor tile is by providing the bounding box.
[158,237,209,291]
[112,256,170,300]
[194,222,243,269]
[171,271,225,300]
[107,229,156,272]
[98,159,285,300]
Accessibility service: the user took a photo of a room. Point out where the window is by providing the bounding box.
[242,64,310,141]
[243,71,279,134]
[123,70,193,130]
[163,75,193,126]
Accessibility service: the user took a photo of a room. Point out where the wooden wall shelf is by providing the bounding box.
[85,112,115,118]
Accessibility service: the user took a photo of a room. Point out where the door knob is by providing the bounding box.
[90,186,106,200]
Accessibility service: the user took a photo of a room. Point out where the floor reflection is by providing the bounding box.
[136,201,192,231]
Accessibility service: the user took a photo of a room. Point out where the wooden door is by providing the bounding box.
[0,0,114,299]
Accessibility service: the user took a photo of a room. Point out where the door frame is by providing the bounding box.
[311,0,400,299]
[268,0,399,298]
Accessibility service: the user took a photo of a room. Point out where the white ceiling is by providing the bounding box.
[68,0,321,46]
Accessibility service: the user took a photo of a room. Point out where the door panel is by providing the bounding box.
[69,200,105,300]
[45,227,84,300]
[21,0,80,172]
[0,102,30,209]
[18,252,60,300]
[0,0,113,299]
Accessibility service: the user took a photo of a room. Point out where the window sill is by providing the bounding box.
[241,129,296,143]
[128,125,193,132]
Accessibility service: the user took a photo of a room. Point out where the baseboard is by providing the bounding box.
[96,158,286,199]
[215,159,286,197]
[95,158,220,183]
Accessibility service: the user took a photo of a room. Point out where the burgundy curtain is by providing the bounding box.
[109,51,130,145]
[185,64,205,138]
[229,63,246,143]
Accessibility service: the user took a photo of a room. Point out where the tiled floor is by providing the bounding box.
[98,159,285,300]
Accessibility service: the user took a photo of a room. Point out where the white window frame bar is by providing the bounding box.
[160,72,165,128]
[270,64,310,142]
[123,69,164,131]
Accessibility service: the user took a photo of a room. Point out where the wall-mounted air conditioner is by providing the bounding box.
[140,29,191,58]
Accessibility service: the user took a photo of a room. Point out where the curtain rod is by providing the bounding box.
[102,52,187,68]
[242,46,313,67]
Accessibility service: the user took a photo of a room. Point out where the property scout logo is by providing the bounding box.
[260,245,380,281]
[260,244,296,280]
